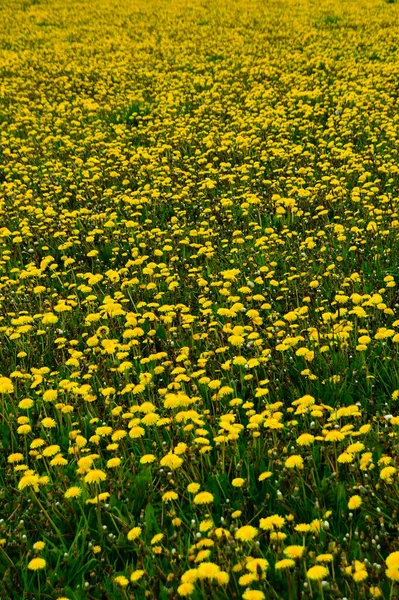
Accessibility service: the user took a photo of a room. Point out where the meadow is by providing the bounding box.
[1,0,399,597]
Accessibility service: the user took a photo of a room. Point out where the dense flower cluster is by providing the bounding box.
[1,0,399,598]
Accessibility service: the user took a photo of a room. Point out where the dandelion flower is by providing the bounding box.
[232,477,245,487]
[316,554,333,563]
[307,565,329,580]
[114,575,129,587]
[296,433,315,446]
[246,558,269,573]
[18,474,40,492]
[162,490,178,502]
[235,525,258,542]
[348,495,362,509]
[0,377,14,394]
[177,582,195,596]
[42,390,58,402]
[242,591,265,600]
[193,491,214,504]
[386,568,399,581]
[380,466,397,482]
[33,541,45,551]
[64,486,82,499]
[41,417,56,428]
[285,455,304,469]
[275,559,295,570]
[284,545,306,559]
[43,445,61,457]
[19,398,34,409]
[84,469,107,484]
[386,552,399,569]
[197,562,220,580]
[140,454,156,464]
[127,527,142,541]
[325,431,345,442]
[258,471,272,481]
[130,569,145,582]
[160,453,183,470]
[8,453,24,463]
[28,557,46,570]
[187,482,201,493]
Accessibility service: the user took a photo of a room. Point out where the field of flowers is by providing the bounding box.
[2,0,399,597]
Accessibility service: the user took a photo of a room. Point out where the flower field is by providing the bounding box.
[2,0,399,597]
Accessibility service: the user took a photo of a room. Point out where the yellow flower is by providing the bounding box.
[386,552,399,569]
[151,533,164,545]
[0,377,14,394]
[17,424,32,435]
[199,519,213,532]
[197,562,220,580]
[160,453,183,470]
[325,431,345,442]
[352,569,368,582]
[348,495,362,509]
[275,559,295,570]
[296,434,315,446]
[285,455,304,469]
[41,417,56,428]
[64,487,82,499]
[316,554,333,563]
[177,583,195,596]
[140,454,156,464]
[30,438,45,452]
[270,531,287,542]
[259,515,285,531]
[43,390,58,402]
[307,565,329,580]
[337,452,353,464]
[8,453,24,463]
[246,558,269,573]
[346,443,364,453]
[19,398,34,409]
[258,471,272,481]
[43,445,60,457]
[28,557,46,570]
[386,568,399,581]
[284,546,306,559]
[380,466,397,483]
[235,525,258,542]
[232,477,245,487]
[114,575,129,587]
[294,524,311,534]
[187,483,201,493]
[33,541,45,551]
[129,426,145,439]
[216,570,229,584]
[84,469,107,484]
[181,569,199,583]
[242,591,265,600]
[50,454,68,467]
[130,569,145,582]
[162,490,178,502]
[193,491,214,504]
[18,474,40,492]
[127,527,142,541]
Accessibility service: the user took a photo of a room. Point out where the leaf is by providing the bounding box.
[144,502,157,534]
[156,326,166,340]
